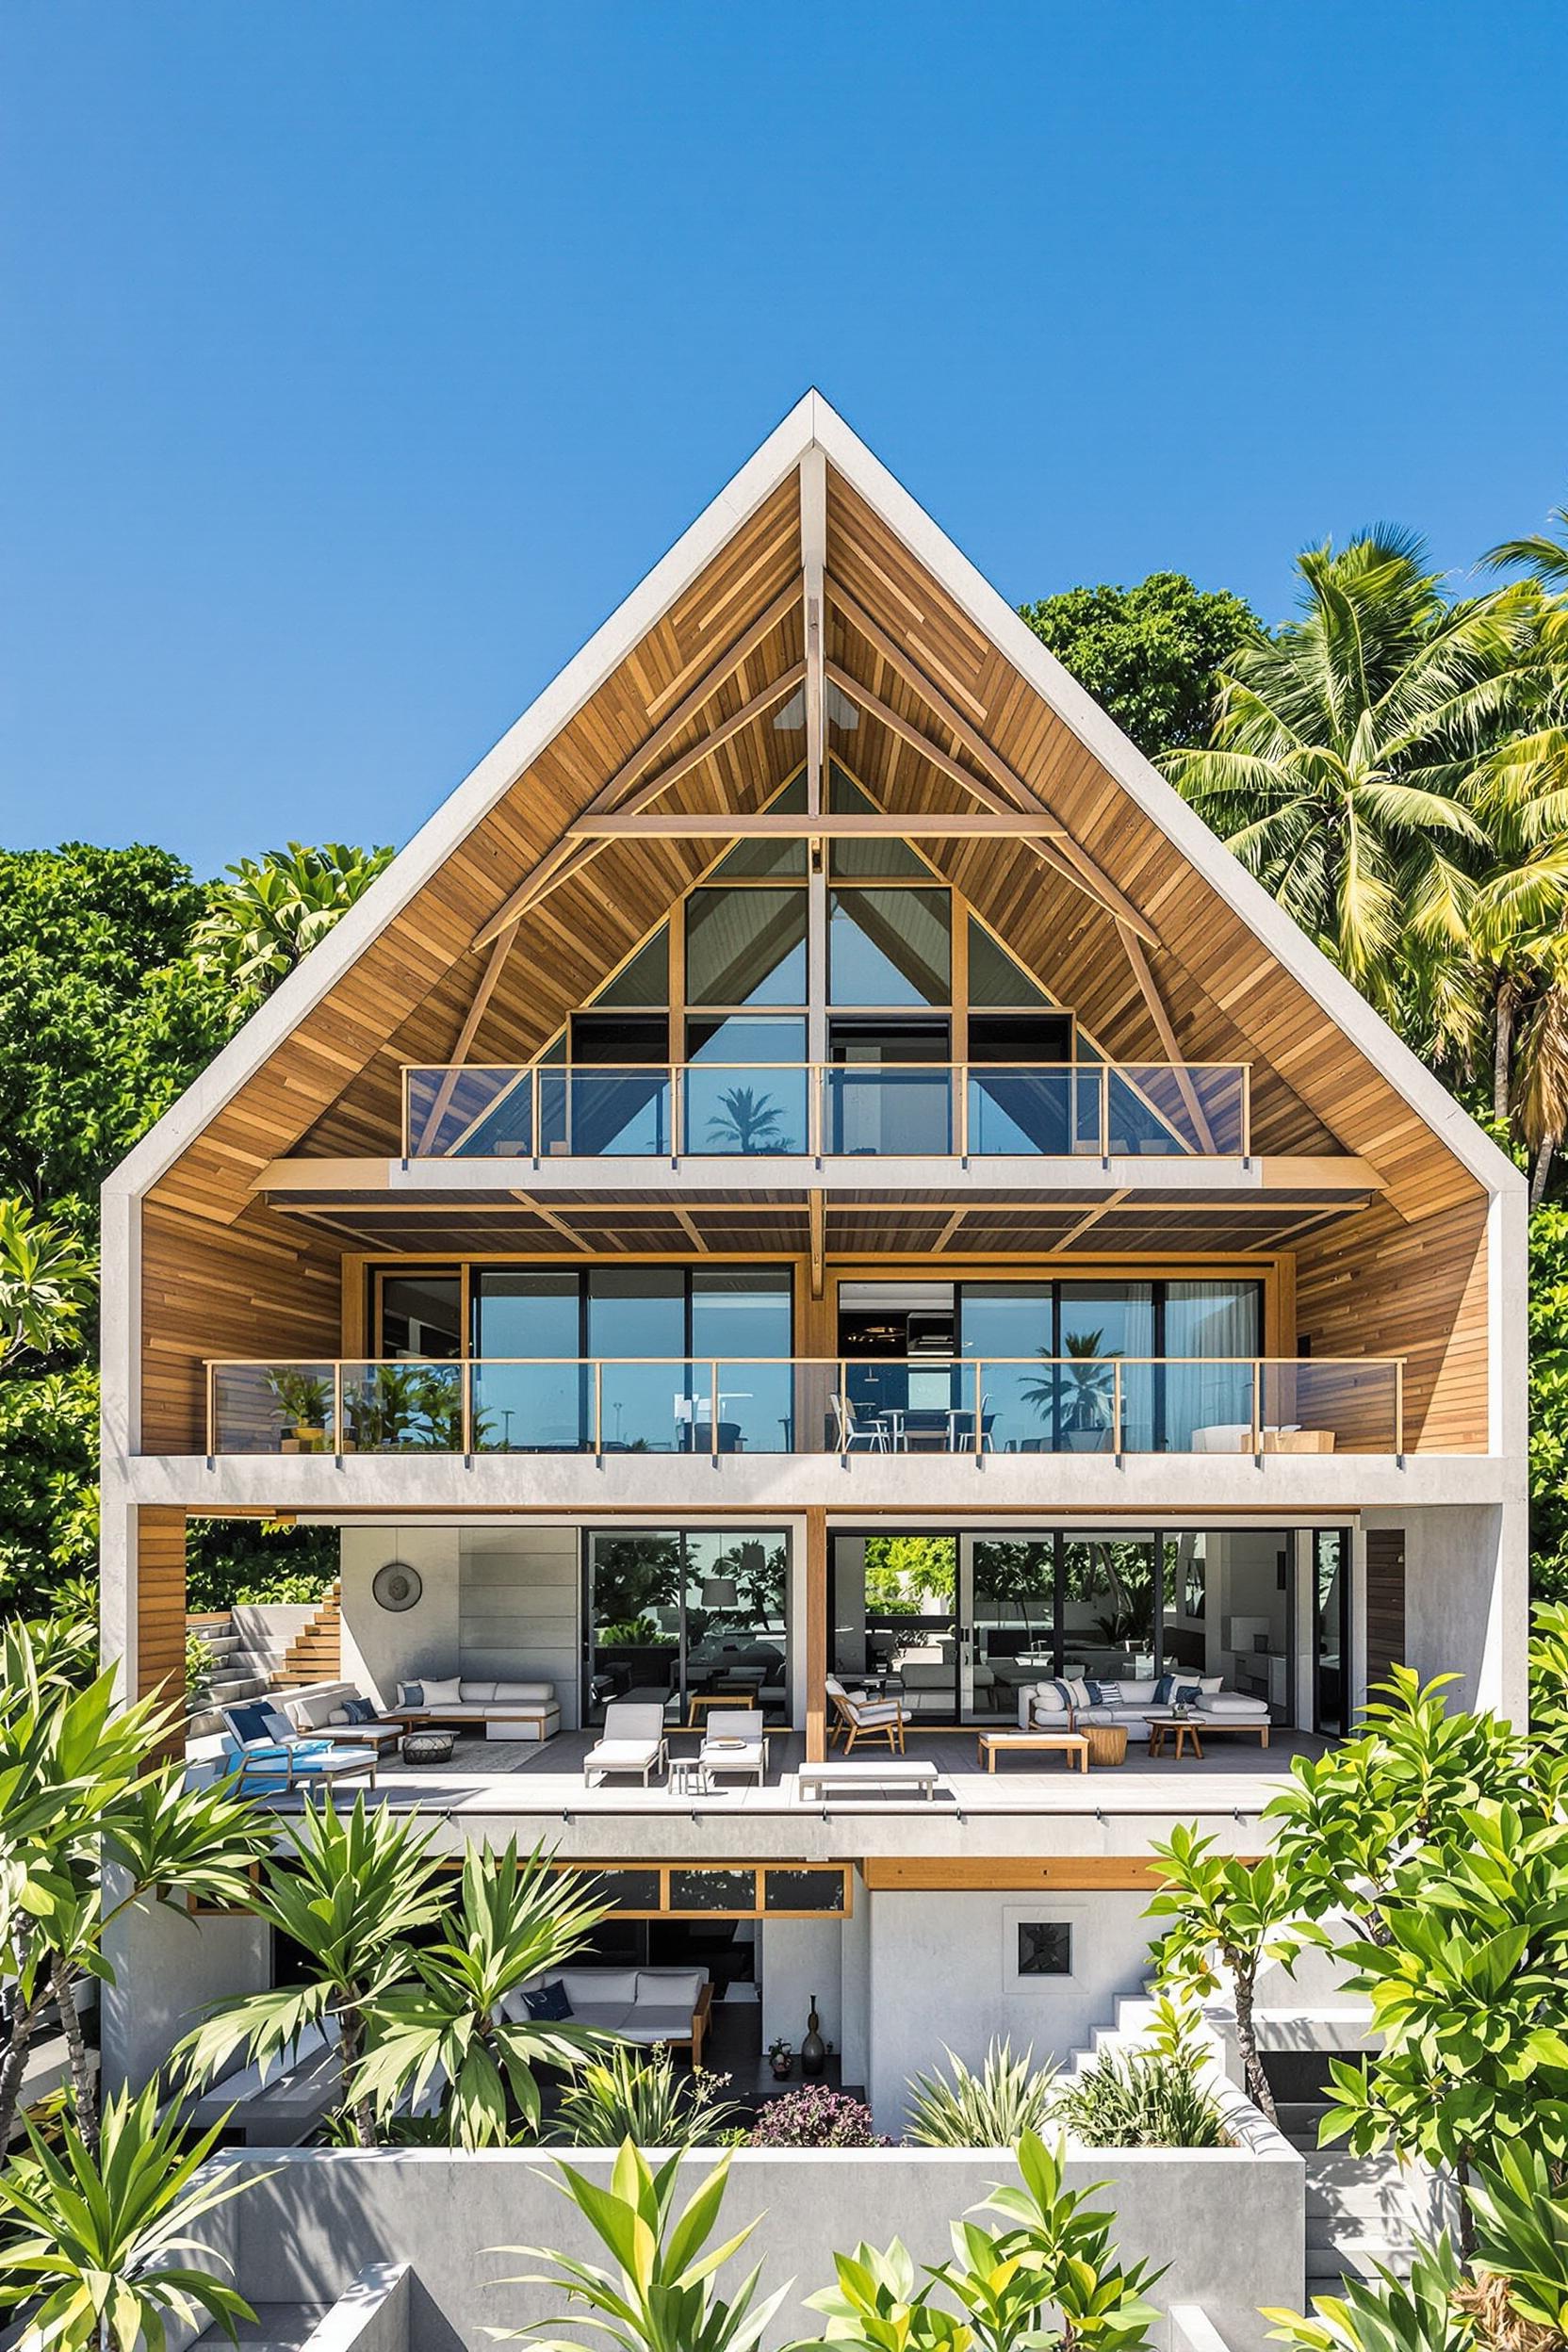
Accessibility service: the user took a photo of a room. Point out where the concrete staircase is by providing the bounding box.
[1268,2058,1452,2290]
[274,1584,342,1687]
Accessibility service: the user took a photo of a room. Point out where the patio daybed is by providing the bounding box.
[1018,1673,1272,1743]
[217,1703,380,1793]
[384,1676,562,1740]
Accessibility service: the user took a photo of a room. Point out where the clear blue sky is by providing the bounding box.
[4,4,1565,877]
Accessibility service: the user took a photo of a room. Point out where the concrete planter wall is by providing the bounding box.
[205,2138,1303,2352]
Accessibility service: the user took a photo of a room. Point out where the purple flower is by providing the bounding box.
[749,2086,890,2148]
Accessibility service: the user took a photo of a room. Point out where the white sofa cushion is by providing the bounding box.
[492,1680,556,1704]
[1198,1693,1272,1718]
[568,2002,633,2034]
[1117,1679,1159,1705]
[635,1968,705,2011]
[622,2007,701,2043]
[419,1676,464,1708]
[558,1968,639,2006]
[459,1679,498,1704]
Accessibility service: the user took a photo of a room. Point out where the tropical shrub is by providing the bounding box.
[1147,1825,1297,2122]
[904,2037,1057,2148]
[0,2087,260,2352]
[1052,2047,1230,2149]
[747,2084,890,2148]
[1264,2237,1474,2352]
[493,2138,789,2352]
[550,2042,742,2148]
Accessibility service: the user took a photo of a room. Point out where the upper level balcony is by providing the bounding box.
[206,1351,1405,1459]
[402,1058,1250,1162]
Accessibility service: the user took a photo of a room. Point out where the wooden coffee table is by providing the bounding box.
[1080,1722,1128,1767]
[976,1731,1089,1774]
[1150,1715,1272,1756]
[1146,1716,1206,1759]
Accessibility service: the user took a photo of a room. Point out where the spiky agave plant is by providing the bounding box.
[905,2038,1057,2148]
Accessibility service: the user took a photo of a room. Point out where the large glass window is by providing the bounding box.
[828,888,951,1005]
[710,776,809,879]
[1057,1282,1155,1450]
[827,767,928,877]
[586,1527,791,1726]
[686,887,807,1006]
[1164,1281,1263,1447]
[468,1266,792,1453]
[378,1271,462,1359]
[685,1016,807,1154]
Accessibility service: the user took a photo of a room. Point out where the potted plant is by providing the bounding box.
[767,2034,793,2080]
[266,1368,334,1454]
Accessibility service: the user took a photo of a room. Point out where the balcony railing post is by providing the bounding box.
[594,1361,604,1464]
[1250,1360,1263,1459]
[711,1359,721,1465]
[206,1359,216,1462]
[1395,1359,1405,1462]
[400,1065,410,1161]
[1113,1359,1123,1462]
[957,1062,969,1160]
[973,1356,984,1459]
[531,1062,540,1167]
[1241,1066,1252,1161]
[1100,1064,1110,1162]
[462,1360,473,1462]
[333,1361,343,1465]
[671,1064,681,1162]
[839,1359,848,1462]
[810,1064,824,1161]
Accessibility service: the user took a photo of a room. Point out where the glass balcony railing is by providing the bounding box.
[206,1354,1404,1457]
[401,1061,1250,1160]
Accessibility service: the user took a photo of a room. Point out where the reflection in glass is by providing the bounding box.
[959,1285,1053,1455]
[587,1531,683,1722]
[591,1273,684,1453]
[764,1869,846,1913]
[472,1269,584,1452]
[1315,1529,1348,1736]
[590,927,670,1007]
[828,889,951,1004]
[1059,1283,1153,1450]
[683,1019,807,1153]
[669,1870,758,1913]
[683,1531,789,1721]
[1060,1538,1158,1681]
[586,1527,791,1727]
[379,1273,462,1359]
[971,1539,1055,1721]
[968,917,1053,1005]
[686,888,808,1005]
[1164,1282,1262,1449]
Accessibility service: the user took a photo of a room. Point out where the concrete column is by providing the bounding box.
[805,1506,827,1760]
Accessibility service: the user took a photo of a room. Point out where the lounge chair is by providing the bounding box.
[218,1702,379,1793]
[698,1707,768,1788]
[582,1702,669,1788]
[825,1674,906,1756]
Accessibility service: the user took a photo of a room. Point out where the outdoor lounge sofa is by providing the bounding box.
[582,1701,669,1787]
[385,1676,562,1740]
[506,1966,713,2067]
[1018,1673,1272,1743]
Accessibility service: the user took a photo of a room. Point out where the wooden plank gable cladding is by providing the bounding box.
[136,430,1491,1455]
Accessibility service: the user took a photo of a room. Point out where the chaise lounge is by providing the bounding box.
[582,1701,669,1787]
[217,1702,381,1794]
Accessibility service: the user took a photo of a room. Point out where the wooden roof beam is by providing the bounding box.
[1116,922,1219,1154]
[569,812,1065,841]
[474,575,803,947]
[826,580,1161,948]
[415,918,523,1152]
[611,661,807,818]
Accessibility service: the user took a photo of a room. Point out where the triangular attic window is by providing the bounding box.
[828,764,928,877]
[710,773,808,880]
[967,917,1053,1007]
[591,923,670,1008]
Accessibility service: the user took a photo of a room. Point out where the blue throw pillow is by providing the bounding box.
[1172,1681,1204,1707]
[343,1697,376,1723]
[226,1701,275,1746]
[1082,1679,1107,1705]
[523,1981,572,2021]
[399,1682,424,1709]
[1153,1673,1175,1707]
[1045,1678,1077,1713]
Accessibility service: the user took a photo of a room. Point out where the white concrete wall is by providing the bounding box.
[100,1886,270,2095]
[212,2141,1302,2352]
[459,1527,580,1728]
[760,1917,842,2062]
[1382,1500,1527,1719]
[864,1887,1159,2131]
[339,1527,461,1707]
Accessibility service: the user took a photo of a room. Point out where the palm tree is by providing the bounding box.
[353,1838,609,2147]
[1165,531,1531,1012]
[1518,942,1568,1204]
[1485,502,1568,591]
[0,2087,257,2352]
[706,1086,791,1153]
[190,841,393,1028]
[177,1791,448,2148]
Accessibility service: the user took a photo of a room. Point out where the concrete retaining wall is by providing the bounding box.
[216,2141,1302,2352]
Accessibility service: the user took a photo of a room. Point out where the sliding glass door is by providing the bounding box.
[584,1527,791,1728]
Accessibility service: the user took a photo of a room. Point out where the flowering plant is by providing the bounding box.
[748,2084,890,2148]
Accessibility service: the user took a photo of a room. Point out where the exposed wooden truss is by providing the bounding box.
[825,578,1161,946]
[802,448,827,818]
[1117,923,1219,1155]
[569,811,1065,841]
[610,661,806,815]
[417,918,523,1152]
[473,575,803,948]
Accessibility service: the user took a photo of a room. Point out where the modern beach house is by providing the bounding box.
[99,392,1528,2122]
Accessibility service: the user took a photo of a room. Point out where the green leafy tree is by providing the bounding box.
[0,1361,99,1613]
[1318,1796,1568,2256]
[190,841,393,1028]
[0,1196,96,1370]
[1165,531,1531,1013]
[1019,574,1261,759]
[1527,1209,1568,1600]
[0,2087,260,2352]
[177,1790,448,2148]
[495,2138,791,2352]
[1146,1826,1297,2124]
[354,1839,608,2147]
[0,843,225,1233]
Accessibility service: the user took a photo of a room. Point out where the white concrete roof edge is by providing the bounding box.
[806,398,1521,1202]
[103,384,1521,1208]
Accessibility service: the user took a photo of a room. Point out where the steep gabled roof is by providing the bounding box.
[105,389,1520,1210]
